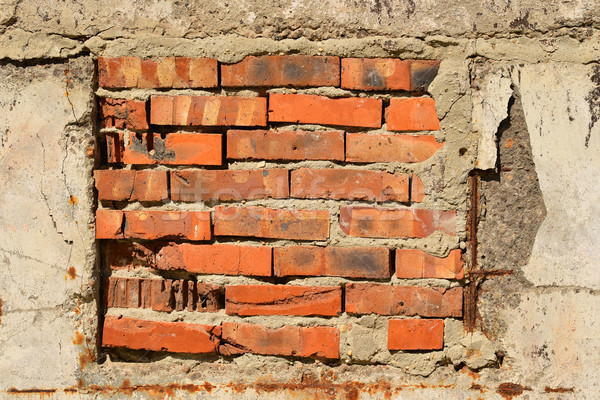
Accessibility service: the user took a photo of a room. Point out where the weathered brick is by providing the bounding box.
[411,174,426,202]
[225,285,341,316]
[99,98,148,130]
[171,169,289,202]
[103,316,220,354]
[339,206,456,238]
[95,210,211,241]
[96,209,124,239]
[106,241,156,270]
[94,170,168,202]
[396,249,464,279]
[227,129,344,161]
[214,206,329,240]
[410,60,440,92]
[98,57,218,89]
[221,55,340,87]
[274,246,391,278]
[105,277,141,308]
[346,134,443,163]
[151,279,173,312]
[156,243,272,276]
[345,283,463,317]
[106,132,222,166]
[388,319,444,351]
[341,58,410,91]
[290,168,409,202]
[220,322,339,359]
[150,95,267,126]
[268,93,382,128]
[385,98,440,131]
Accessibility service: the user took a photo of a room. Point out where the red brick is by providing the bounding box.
[227,129,344,161]
[410,60,440,91]
[106,241,156,270]
[220,322,339,359]
[214,206,329,240]
[96,209,124,239]
[268,93,382,128]
[171,169,288,202]
[396,249,464,279]
[341,58,410,91]
[107,132,222,166]
[411,174,426,202]
[221,55,340,87]
[156,243,271,276]
[225,285,341,316]
[150,95,267,127]
[346,134,443,163]
[98,57,218,89]
[105,277,141,308]
[339,206,456,238]
[99,98,148,131]
[346,283,462,317]
[94,170,168,202]
[385,98,440,131]
[274,246,390,278]
[95,210,211,240]
[102,316,220,354]
[388,319,444,351]
[290,168,409,202]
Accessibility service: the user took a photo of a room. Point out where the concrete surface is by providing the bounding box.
[0,1,599,398]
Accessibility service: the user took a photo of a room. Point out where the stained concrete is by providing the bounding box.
[0,1,599,398]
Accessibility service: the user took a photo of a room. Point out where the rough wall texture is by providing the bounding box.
[0,1,599,399]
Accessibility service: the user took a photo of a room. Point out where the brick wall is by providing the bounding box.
[96,55,463,361]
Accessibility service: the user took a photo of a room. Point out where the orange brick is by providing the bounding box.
[220,322,339,359]
[396,249,464,279]
[96,210,211,240]
[227,129,344,161]
[411,174,426,202]
[214,206,329,240]
[107,132,222,166]
[102,316,220,354]
[99,98,148,130]
[150,95,267,127]
[98,57,218,89]
[339,206,456,238]
[290,168,409,202]
[385,98,439,131]
[341,58,410,91]
[221,55,340,87]
[156,243,272,276]
[268,93,382,128]
[170,169,288,202]
[388,319,444,351]
[274,246,391,278]
[410,60,440,91]
[345,283,463,317]
[345,134,443,163]
[225,285,341,316]
[94,170,168,202]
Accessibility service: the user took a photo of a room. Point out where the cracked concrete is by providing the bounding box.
[0,1,599,398]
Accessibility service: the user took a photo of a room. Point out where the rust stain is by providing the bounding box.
[544,386,575,393]
[504,138,514,148]
[72,331,84,345]
[66,266,76,280]
[78,337,96,369]
[68,195,78,206]
[7,388,57,396]
[465,172,480,332]
[497,383,532,399]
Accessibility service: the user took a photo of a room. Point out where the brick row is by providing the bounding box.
[99,56,438,92]
[107,242,463,280]
[95,169,424,203]
[104,130,443,165]
[105,277,220,312]
[96,206,457,241]
[103,316,340,358]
